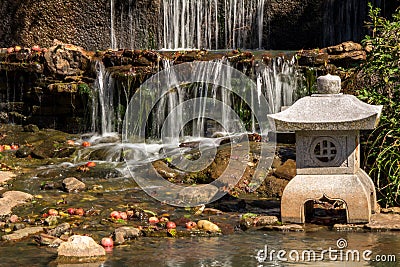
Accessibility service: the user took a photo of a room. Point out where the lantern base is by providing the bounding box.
[281,170,377,224]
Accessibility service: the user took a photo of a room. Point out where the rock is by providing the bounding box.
[272,224,304,232]
[254,216,279,226]
[0,171,16,185]
[34,233,64,247]
[240,215,279,230]
[57,235,106,259]
[381,207,400,214]
[365,213,400,230]
[333,224,365,231]
[273,159,296,180]
[62,177,86,192]
[23,124,40,132]
[13,223,26,230]
[197,220,221,232]
[2,226,44,241]
[0,191,33,216]
[114,227,141,244]
[326,41,366,67]
[152,160,180,179]
[44,44,90,77]
[327,41,362,54]
[16,146,33,158]
[47,222,71,237]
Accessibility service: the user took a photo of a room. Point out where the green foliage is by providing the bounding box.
[78,83,92,97]
[357,3,400,207]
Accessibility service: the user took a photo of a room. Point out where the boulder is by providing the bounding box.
[273,159,296,180]
[326,41,366,67]
[62,177,86,192]
[0,191,33,216]
[44,43,90,77]
[57,235,106,259]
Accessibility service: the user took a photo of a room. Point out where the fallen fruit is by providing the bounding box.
[185,221,197,229]
[110,211,121,220]
[7,47,14,53]
[10,144,19,150]
[67,208,76,215]
[82,141,91,147]
[74,208,85,216]
[101,237,114,248]
[47,209,58,216]
[32,45,41,52]
[14,46,21,52]
[119,211,128,220]
[86,161,96,167]
[166,221,176,229]
[148,216,159,224]
[3,145,11,150]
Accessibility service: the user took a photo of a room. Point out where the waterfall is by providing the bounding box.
[110,0,117,49]
[161,0,266,50]
[92,56,301,139]
[92,61,120,135]
[257,57,300,114]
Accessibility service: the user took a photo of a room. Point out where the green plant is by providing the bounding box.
[357,3,400,207]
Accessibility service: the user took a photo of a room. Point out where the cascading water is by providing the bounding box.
[257,56,300,114]
[161,0,266,50]
[92,61,120,135]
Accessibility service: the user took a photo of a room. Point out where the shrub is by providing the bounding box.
[357,3,400,207]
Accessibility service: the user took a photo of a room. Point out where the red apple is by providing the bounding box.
[101,237,114,248]
[148,216,159,224]
[82,141,91,147]
[110,211,121,220]
[0,145,4,152]
[7,47,14,53]
[166,221,176,229]
[74,208,85,216]
[119,211,128,220]
[67,208,76,215]
[48,208,58,216]
[185,221,197,229]
[32,45,41,52]
[10,144,19,150]
[86,161,96,167]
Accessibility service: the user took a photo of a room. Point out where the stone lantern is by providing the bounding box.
[268,74,382,224]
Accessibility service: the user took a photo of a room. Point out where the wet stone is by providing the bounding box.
[365,213,400,231]
[0,172,16,185]
[47,222,71,237]
[114,226,141,244]
[62,177,86,192]
[15,146,33,158]
[333,223,365,232]
[2,226,44,241]
[0,191,33,216]
[57,235,106,260]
